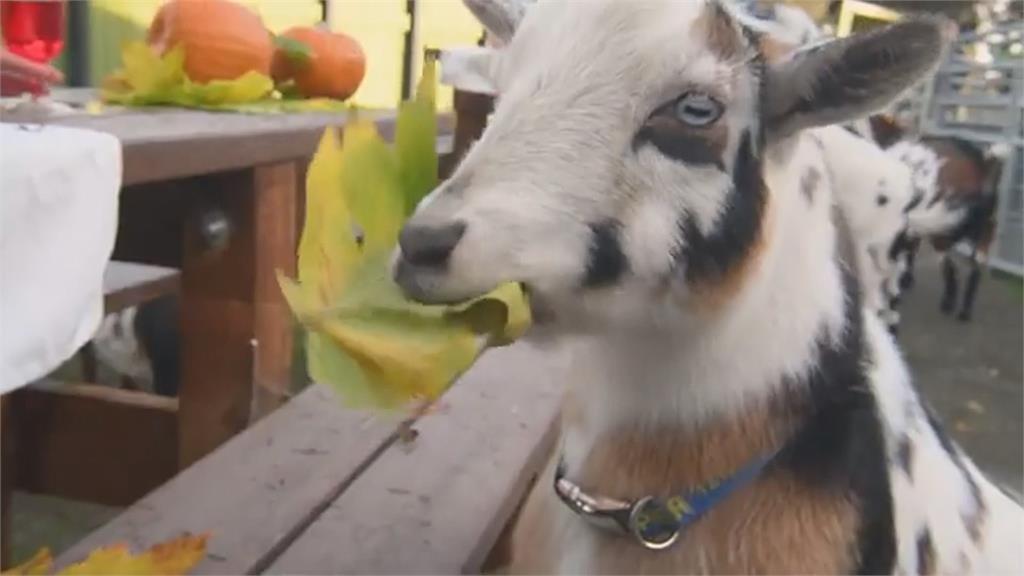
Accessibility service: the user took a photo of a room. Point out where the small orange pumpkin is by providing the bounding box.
[148,0,273,83]
[272,26,366,100]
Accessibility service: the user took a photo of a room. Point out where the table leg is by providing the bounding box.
[178,162,297,467]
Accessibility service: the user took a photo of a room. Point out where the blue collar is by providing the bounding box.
[554,449,779,550]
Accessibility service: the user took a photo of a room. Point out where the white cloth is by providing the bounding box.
[1,123,121,393]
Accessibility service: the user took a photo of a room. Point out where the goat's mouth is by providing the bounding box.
[393,255,509,307]
[394,259,555,327]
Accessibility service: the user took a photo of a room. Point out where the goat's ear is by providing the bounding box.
[763,17,948,139]
[463,0,530,45]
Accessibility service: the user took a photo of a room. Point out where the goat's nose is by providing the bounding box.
[398,221,466,267]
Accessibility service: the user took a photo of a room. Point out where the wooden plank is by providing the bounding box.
[268,342,565,575]
[249,164,298,422]
[103,261,180,313]
[178,162,297,467]
[54,384,401,575]
[10,383,178,506]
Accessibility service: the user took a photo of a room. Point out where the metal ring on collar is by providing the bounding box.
[628,496,681,550]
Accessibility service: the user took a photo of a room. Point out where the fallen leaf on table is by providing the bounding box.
[3,534,208,576]
[278,54,530,410]
[100,41,348,113]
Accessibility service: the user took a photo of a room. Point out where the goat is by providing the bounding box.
[870,115,1009,322]
[398,1,1023,573]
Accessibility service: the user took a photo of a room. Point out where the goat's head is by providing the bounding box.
[395,0,946,333]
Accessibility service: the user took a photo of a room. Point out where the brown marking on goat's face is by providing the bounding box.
[688,190,773,312]
[639,112,730,168]
[696,1,745,61]
[572,398,857,573]
[758,34,798,63]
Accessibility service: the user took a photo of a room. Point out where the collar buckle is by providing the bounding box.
[554,466,680,550]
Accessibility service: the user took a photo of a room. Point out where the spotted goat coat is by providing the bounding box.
[399,1,1024,573]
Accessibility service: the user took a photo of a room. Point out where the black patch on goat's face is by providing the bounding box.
[635,106,727,170]
[917,529,936,575]
[876,194,889,206]
[674,130,766,286]
[582,220,627,288]
[774,268,896,575]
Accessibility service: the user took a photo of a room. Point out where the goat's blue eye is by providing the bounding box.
[674,93,722,127]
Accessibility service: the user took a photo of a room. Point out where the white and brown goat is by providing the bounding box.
[396,1,1024,573]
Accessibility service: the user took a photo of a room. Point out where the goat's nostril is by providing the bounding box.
[398,221,467,267]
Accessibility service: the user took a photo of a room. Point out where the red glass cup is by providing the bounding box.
[1,0,65,97]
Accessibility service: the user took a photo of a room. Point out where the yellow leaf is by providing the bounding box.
[296,127,359,307]
[57,534,208,576]
[279,60,532,410]
[338,119,404,253]
[3,548,53,575]
[102,41,274,108]
[185,71,274,105]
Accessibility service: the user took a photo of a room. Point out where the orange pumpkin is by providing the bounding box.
[273,26,366,100]
[148,0,273,83]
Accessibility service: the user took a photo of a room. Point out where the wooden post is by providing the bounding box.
[1,394,13,569]
[440,89,494,179]
[178,162,297,467]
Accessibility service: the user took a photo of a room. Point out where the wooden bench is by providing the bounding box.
[1,261,182,566]
[54,342,565,574]
[101,261,180,314]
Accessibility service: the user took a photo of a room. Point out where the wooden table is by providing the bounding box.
[0,107,402,469]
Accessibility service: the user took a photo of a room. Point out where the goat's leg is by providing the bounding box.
[959,249,985,322]
[940,252,958,314]
[899,238,920,291]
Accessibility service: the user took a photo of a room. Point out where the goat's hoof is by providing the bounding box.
[957,311,972,322]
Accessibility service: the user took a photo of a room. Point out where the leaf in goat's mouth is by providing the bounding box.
[277,55,531,410]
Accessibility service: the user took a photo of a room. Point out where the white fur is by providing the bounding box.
[813,126,913,326]
[91,307,153,387]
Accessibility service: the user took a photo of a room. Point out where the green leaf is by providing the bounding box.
[273,35,313,67]
[394,53,439,216]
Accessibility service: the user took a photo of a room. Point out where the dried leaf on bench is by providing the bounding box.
[278,55,530,410]
[3,534,208,576]
[58,534,208,576]
[3,548,52,575]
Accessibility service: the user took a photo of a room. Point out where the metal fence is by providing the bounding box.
[917,21,1023,276]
